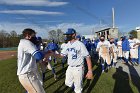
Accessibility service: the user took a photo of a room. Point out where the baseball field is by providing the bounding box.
[0,51,139,93]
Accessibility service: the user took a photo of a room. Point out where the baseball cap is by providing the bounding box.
[76,35,81,39]
[82,36,85,39]
[64,28,76,35]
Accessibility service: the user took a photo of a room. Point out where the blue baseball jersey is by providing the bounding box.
[82,39,91,51]
[122,39,130,51]
[46,42,59,51]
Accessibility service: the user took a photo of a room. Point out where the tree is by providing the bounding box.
[0,30,20,48]
[129,30,137,38]
[0,30,10,47]
[56,29,64,43]
[10,31,20,47]
[48,29,64,43]
[48,30,57,40]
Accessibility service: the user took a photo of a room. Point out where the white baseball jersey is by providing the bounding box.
[96,40,111,55]
[110,43,118,52]
[61,40,89,66]
[61,43,68,50]
[117,41,122,48]
[129,38,140,49]
[17,39,38,75]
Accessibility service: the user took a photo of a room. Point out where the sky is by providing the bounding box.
[0,0,140,38]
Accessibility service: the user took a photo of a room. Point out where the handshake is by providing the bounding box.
[42,50,61,63]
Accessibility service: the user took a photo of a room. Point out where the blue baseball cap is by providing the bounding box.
[64,28,76,35]
[76,35,81,39]
[82,36,85,39]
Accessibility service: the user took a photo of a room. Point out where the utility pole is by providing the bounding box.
[112,8,115,28]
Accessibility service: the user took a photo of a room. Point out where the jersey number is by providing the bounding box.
[72,54,77,59]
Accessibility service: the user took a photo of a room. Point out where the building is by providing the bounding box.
[95,27,119,39]
[136,27,140,39]
[82,35,95,40]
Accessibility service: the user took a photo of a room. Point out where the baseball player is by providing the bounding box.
[92,39,100,59]
[109,38,118,68]
[133,42,140,65]
[86,38,92,54]
[54,28,93,93]
[76,35,81,41]
[44,40,59,80]
[60,38,68,73]
[122,36,130,64]
[96,35,112,73]
[17,28,51,93]
[47,39,59,63]
[117,37,123,61]
[128,35,140,65]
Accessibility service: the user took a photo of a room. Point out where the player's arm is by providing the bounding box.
[52,53,64,58]
[96,42,100,52]
[96,48,100,52]
[117,45,121,47]
[33,50,53,62]
[85,56,93,79]
[133,43,140,47]
[109,47,113,53]
[81,43,93,79]
[47,47,67,58]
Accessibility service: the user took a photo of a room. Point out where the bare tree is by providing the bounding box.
[48,29,64,43]
[0,30,20,48]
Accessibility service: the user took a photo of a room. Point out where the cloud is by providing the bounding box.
[47,23,108,34]
[39,20,63,23]
[0,10,64,15]
[0,22,49,38]
[0,22,108,38]
[0,0,68,7]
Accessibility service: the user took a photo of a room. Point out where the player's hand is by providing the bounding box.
[112,54,114,58]
[41,60,48,66]
[133,44,137,47]
[86,71,93,79]
[44,51,54,59]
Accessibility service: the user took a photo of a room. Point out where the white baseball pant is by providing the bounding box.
[111,52,118,63]
[130,48,138,59]
[122,51,129,59]
[18,72,45,93]
[65,65,84,93]
[118,48,123,58]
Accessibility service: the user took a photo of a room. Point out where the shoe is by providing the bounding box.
[134,62,139,66]
[54,74,57,80]
[102,70,104,73]
[42,73,45,81]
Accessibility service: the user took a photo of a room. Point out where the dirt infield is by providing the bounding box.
[0,51,17,60]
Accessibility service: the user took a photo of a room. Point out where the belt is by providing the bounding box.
[70,65,82,67]
[131,48,136,49]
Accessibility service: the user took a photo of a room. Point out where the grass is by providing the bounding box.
[0,57,140,93]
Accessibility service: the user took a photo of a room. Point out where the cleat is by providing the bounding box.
[102,70,104,73]
[54,74,57,80]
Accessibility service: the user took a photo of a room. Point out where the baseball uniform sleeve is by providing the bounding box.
[61,45,68,56]
[96,42,101,49]
[24,40,38,55]
[107,41,111,47]
[136,39,140,43]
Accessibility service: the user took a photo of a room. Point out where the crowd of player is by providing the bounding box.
[17,28,140,93]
